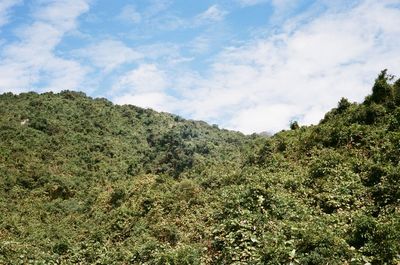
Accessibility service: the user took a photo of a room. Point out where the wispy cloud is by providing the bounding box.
[118,4,142,24]
[0,0,91,93]
[270,0,302,19]
[0,0,21,28]
[112,63,176,112]
[237,0,269,7]
[188,35,213,54]
[143,0,172,17]
[117,0,182,31]
[74,40,142,73]
[1,0,399,134]
[114,0,400,134]
[198,0,400,133]
[113,92,176,113]
[195,5,228,24]
[32,0,90,31]
[112,64,169,94]
[117,2,227,33]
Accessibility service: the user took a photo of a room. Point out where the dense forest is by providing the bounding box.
[0,70,399,264]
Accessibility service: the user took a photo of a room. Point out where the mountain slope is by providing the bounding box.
[0,71,399,264]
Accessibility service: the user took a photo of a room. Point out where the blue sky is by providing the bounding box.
[0,0,399,133]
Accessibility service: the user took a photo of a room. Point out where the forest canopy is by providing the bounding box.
[0,71,399,264]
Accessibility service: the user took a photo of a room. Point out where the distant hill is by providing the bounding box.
[258,131,273,137]
[0,70,399,264]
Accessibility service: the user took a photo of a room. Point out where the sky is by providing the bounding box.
[0,0,399,134]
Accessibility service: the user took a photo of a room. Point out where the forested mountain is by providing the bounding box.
[0,71,399,264]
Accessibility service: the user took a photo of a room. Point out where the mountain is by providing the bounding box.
[0,70,399,264]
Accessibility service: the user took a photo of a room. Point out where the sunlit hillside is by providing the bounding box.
[0,71,399,264]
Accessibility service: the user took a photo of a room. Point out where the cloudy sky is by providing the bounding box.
[0,0,399,133]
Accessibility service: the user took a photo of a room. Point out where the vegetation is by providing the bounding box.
[0,70,399,264]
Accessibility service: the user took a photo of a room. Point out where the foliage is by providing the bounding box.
[0,72,399,264]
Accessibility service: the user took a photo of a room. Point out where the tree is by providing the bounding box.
[394,78,400,105]
[369,69,394,104]
[290,121,300,130]
[337,97,351,113]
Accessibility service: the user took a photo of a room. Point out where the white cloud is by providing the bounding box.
[228,104,298,134]
[207,0,400,133]
[74,40,142,72]
[270,0,300,18]
[0,0,91,93]
[143,0,172,17]
[42,58,89,92]
[195,5,228,24]
[153,14,185,31]
[237,0,300,10]
[114,92,176,112]
[33,0,90,31]
[112,63,180,112]
[130,0,400,134]
[136,43,191,64]
[0,0,21,28]
[2,0,399,135]
[118,0,183,32]
[112,64,168,94]
[237,0,268,7]
[118,4,142,24]
[188,35,212,54]
[117,2,225,33]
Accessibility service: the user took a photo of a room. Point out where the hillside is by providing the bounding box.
[0,71,399,264]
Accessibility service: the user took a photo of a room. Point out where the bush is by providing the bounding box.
[53,240,69,255]
[388,107,400,130]
[109,188,126,207]
[309,150,343,179]
[364,103,386,125]
[348,215,376,249]
[348,215,400,264]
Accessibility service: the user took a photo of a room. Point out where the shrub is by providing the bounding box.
[348,215,376,249]
[364,103,386,125]
[53,240,69,255]
[309,150,343,179]
[109,188,126,207]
